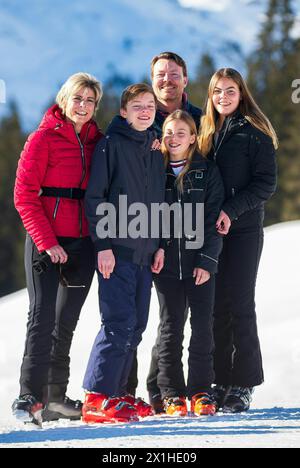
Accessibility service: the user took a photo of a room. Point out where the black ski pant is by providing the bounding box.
[19,235,95,402]
[213,227,264,387]
[154,275,215,400]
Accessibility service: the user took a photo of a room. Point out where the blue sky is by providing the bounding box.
[179,0,233,10]
[0,0,299,129]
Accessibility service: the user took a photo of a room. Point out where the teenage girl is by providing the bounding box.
[198,68,277,413]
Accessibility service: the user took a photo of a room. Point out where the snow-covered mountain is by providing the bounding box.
[0,221,300,447]
[2,0,298,130]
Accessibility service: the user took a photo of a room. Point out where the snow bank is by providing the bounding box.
[1,221,300,447]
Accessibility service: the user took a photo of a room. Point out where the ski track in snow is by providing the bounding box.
[1,408,300,448]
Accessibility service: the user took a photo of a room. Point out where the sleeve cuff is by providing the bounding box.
[194,253,219,274]
[222,203,238,222]
[94,238,112,252]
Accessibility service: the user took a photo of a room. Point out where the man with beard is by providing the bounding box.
[151,51,202,138]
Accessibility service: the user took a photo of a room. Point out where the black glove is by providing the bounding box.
[32,251,53,274]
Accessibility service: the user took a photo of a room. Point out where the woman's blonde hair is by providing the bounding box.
[56,72,103,115]
[198,68,279,156]
[162,110,199,192]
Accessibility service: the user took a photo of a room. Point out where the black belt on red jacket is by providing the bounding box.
[40,187,86,200]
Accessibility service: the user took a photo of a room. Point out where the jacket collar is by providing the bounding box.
[106,115,156,152]
[219,111,248,134]
[166,152,208,175]
[156,93,193,119]
[38,104,101,144]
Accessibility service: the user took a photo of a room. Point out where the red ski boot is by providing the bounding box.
[122,395,154,418]
[82,393,138,424]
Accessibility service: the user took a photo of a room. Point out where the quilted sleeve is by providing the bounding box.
[14,130,58,252]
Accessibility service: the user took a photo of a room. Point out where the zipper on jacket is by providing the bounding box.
[177,187,183,280]
[74,130,87,238]
[232,187,235,197]
[167,170,185,280]
[53,197,60,219]
[214,114,240,161]
[200,253,218,264]
[213,116,248,160]
[212,116,233,160]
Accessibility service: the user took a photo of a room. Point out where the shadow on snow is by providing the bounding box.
[1,408,300,445]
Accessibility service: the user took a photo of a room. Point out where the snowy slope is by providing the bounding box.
[0,221,300,448]
[2,0,298,130]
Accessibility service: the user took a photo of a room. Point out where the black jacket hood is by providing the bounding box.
[107,115,156,151]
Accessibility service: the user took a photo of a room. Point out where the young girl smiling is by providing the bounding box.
[153,110,224,416]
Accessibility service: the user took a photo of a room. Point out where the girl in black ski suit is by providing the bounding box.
[198,68,278,413]
[152,110,224,416]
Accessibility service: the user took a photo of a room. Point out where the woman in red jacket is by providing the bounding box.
[13,73,103,425]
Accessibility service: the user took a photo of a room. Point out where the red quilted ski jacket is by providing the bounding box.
[14,104,103,252]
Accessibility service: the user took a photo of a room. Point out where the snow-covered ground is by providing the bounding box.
[0,220,300,448]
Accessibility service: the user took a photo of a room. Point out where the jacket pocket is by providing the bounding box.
[165,188,174,203]
[187,188,205,202]
[163,239,180,276]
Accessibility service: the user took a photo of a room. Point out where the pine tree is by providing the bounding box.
[95,73,133,132]
[187,53,216,110]
[0,103,26,296]
[247,0,300,225]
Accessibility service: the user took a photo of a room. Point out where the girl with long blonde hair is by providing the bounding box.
[199,68,277,413]
[153,109,224,416]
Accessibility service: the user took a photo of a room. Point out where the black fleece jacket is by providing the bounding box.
[157,152,224,279]
[85,116,165,266]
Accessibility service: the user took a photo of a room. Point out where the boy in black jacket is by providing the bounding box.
[82,84,166,423]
